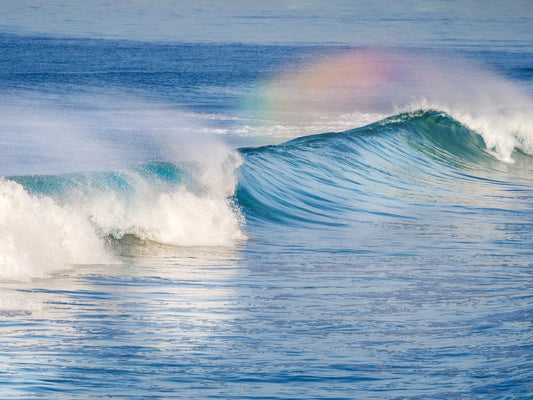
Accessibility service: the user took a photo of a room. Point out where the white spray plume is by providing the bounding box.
[258,49,533,161]
[0,91,246,281]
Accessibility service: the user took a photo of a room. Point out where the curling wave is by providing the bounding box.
[236,109,532,225]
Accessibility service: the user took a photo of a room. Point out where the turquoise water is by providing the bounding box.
[1,2,533,399]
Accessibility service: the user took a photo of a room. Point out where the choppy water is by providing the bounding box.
[1,3,533,399]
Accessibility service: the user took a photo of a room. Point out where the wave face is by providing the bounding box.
[237,110,532,226]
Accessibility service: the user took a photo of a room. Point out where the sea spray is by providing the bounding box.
[0,92,246,280]
[0,91,238,175]
[252,49,533,161]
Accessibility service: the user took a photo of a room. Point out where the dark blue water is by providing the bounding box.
[1,4,533,399]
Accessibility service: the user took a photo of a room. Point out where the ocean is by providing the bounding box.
[1,2,532,399]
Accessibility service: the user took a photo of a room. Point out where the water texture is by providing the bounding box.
[0,3,532,399]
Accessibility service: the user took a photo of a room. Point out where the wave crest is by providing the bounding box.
[251,49,533,162]
[79,158,245,247]
[2,153,245,281]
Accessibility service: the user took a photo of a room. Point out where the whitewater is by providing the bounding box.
[1,17,532,400]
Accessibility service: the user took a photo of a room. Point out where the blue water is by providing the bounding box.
[1,3,533,399]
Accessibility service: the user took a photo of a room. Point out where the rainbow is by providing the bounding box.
[252,49,405,129]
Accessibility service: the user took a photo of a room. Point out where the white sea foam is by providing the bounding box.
[77,153,245,247]
[83,187,244,247]
[0,151,245,281]
[0,179,114,281]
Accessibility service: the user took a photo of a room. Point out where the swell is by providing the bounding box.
[1,110,531,280]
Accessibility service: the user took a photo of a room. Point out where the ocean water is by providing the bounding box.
[1,2,533,399]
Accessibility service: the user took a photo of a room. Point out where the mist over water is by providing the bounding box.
[0,91,235,175]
